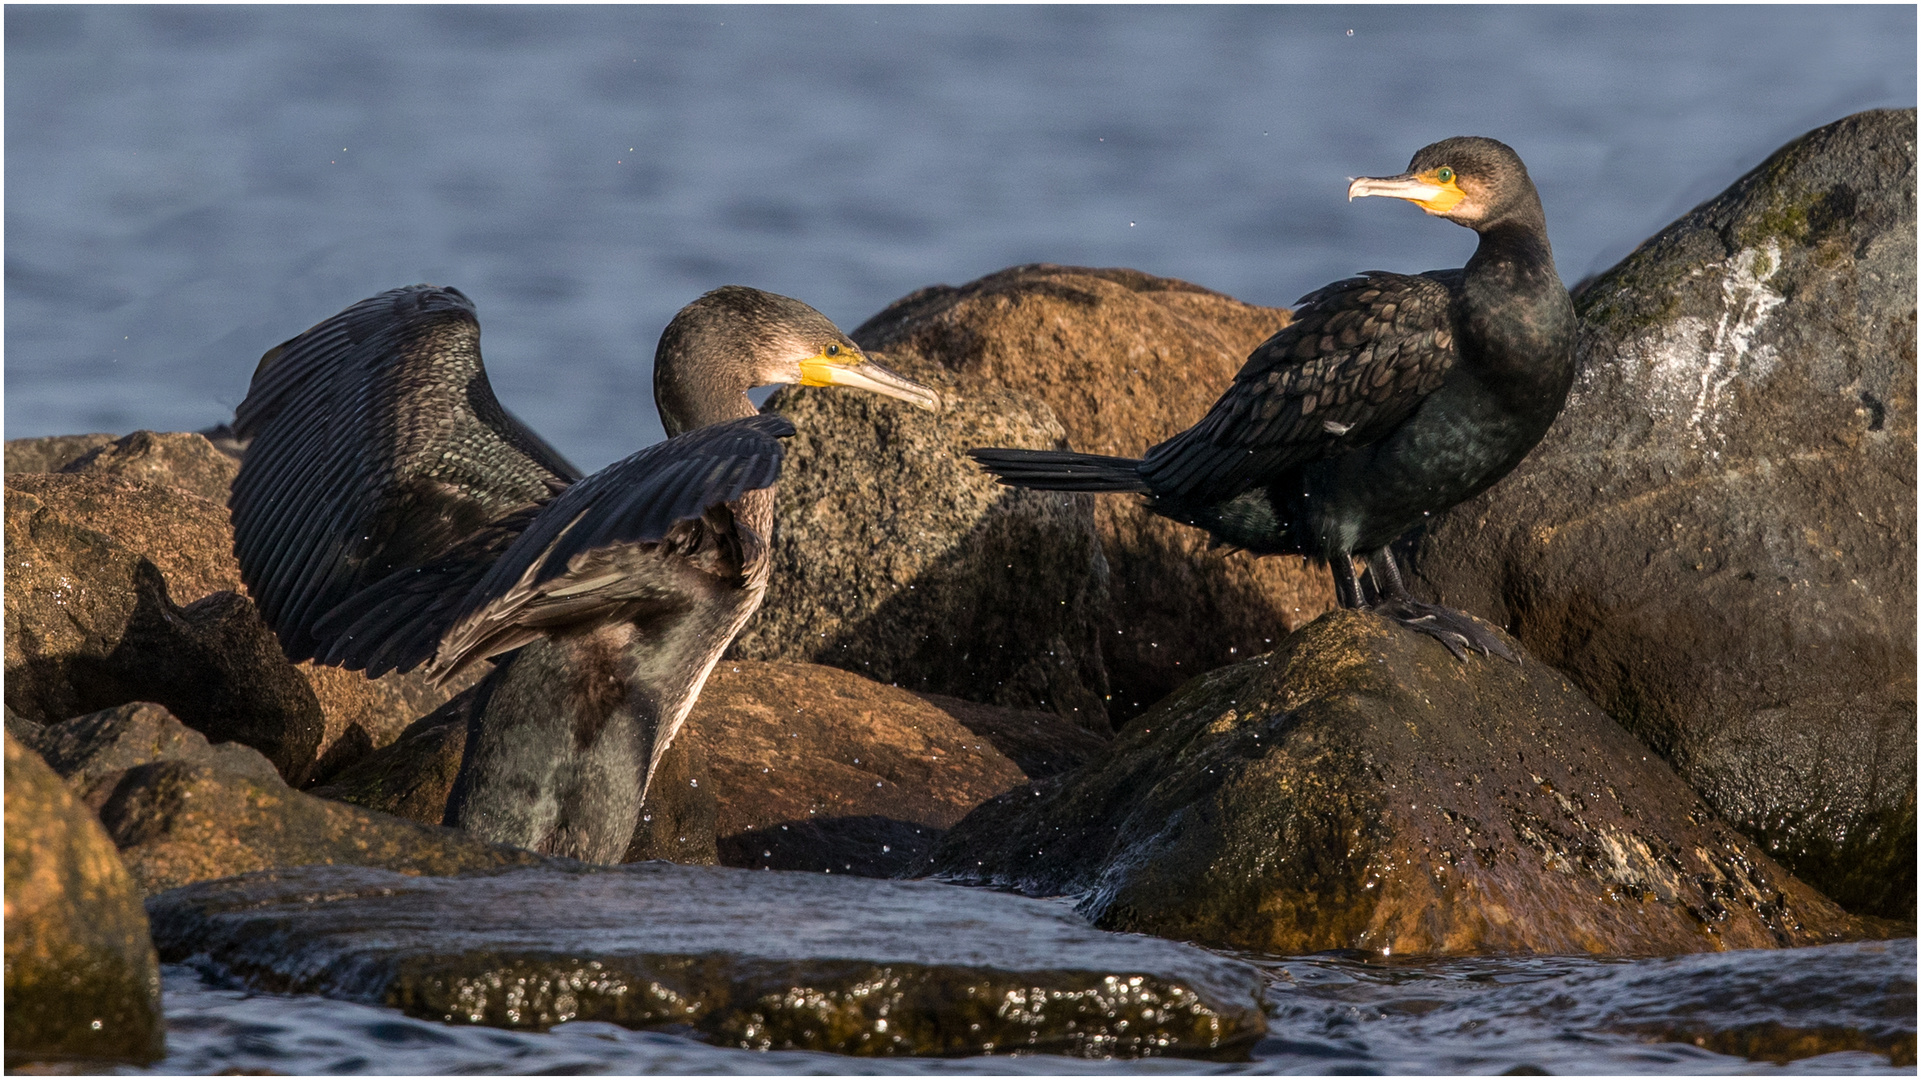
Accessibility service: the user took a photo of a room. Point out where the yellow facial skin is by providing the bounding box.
[798,346,944,412]
[1347,167,1468,216]
[798,343,858,387]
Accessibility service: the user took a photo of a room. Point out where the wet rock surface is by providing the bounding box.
[146,862,1268,1059]
[852,264,1332,717]
[731,350,1114,730]
[1410,110,1918,920]
[319,660,1089,877]
[931,609,1872,956]
[98,757,546,896]
[4,731,165,1067]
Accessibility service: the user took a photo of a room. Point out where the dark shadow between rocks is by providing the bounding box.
[909,691,1108,779]
[716,815,943,878]
[88,560,326,786]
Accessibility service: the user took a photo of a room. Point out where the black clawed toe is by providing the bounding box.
[1369,598,1518,662]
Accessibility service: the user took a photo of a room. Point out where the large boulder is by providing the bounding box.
[3,467,468,785]
[687,660,1096,875]
[4,731,164,1067]
[319,660,1101,878]
[147,862,1268,1059]
[730,351,1114,729]
[851,265,1330,716]
[1409,109,1917,919]
[929,610,1874,956]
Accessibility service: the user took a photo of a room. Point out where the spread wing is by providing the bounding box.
[1137,271,1459,503]
[422,413,795,682]
[227,284,581,665]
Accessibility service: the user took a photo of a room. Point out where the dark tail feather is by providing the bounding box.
[967,447,1153,493]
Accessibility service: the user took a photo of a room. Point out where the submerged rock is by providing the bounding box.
[4,731,164,1067]
[852,265,1330,716]
[731,350,1114,729]
[1410,108,1918,919]
[147,862,1268,1059]
[930,610,1872,956]
[1580,938,1917,1066]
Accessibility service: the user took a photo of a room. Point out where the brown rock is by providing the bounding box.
[96,757,548,896]
[913,690,1109,780]
[3,466,468,782]
[1409,110,1917,919]
[4,732,164,1067]
[687,660,1047,875]
[851,264,1331,717]
[731,352,1114,729]
[4,431,119,474]
[310,695,474,827]
[21,700,282,810]
[59,429,239,503]
[623,723,720,866]
[930,610,1875,956]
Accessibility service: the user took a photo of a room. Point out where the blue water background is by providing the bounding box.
[6,5,1916,471]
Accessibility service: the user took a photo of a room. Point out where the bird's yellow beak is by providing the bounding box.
[799,351,943,412]
[1348,169,1467,216]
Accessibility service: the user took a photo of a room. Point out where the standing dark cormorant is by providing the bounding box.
[228,284,941,861]
[970,137,1576,660]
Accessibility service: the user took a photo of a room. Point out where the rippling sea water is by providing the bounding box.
[140,939,1914,1074]
[5,6,1915,469]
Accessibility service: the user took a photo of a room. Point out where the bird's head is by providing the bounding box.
[1346,136,1541,232]
[655,286,942,433]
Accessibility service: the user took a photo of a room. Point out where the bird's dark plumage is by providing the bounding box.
[229,283,939,861]
[972,137,1576,660]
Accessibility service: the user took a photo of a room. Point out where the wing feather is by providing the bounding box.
[1138,271,1458,503]
[228,284,577,665]
[426,413,795,682]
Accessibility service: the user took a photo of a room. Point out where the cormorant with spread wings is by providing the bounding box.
[229,284,940,861]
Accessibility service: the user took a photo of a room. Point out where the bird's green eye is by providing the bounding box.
[1435,167,1455,184]
[826,343,840,357]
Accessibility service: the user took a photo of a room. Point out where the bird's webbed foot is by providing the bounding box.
[1367,597,1518,662]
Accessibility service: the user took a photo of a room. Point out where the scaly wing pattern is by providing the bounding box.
[1138,271,1459,504]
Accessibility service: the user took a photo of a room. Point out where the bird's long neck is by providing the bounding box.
[1465,214,1555,281]
[1457,208,1576,410]
[655,368,762,437]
